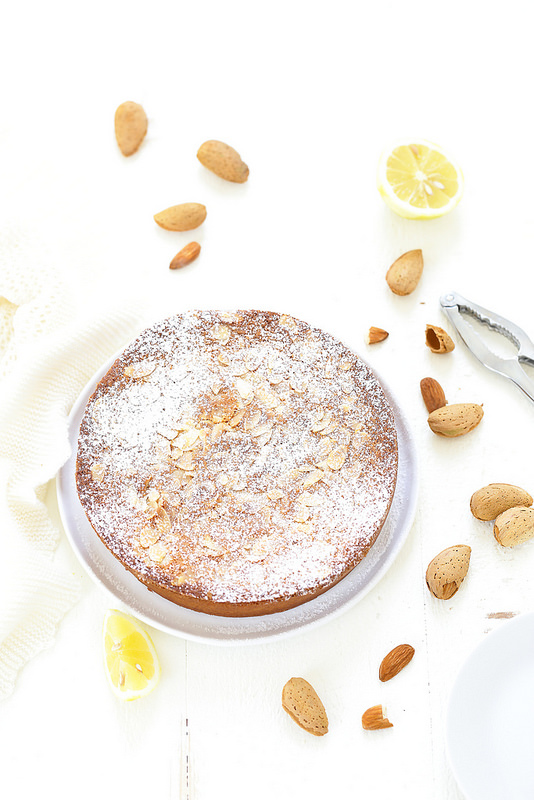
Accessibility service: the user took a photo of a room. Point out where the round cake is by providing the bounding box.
[76,310,398,616]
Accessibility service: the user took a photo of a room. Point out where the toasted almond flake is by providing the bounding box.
[90,463,106,483]
[320,421,338,436]
[218,352,230,366]
[326,446,348,471]
[255,384,279,408]
[219,311,241,323]
[210,324,230,344]
[175,452,195,470]
[244,409,262,431]
[244,352,261,371]
[124,362,157,379]
[148,543,167,562]
[232,476,247,491]
[236,378,253,399]
[138,526,162,547]
[175,429,200,451]
[311,413,332,433]
[294,507,311,523]
[302,469,324,489]
[289,377,308,394]
[229,409,246,428]
[298,491,323,506]
[250,423,273,438]
[211,422,229,442]
[211,380,223,395]
[255,431,273,447]
[217,473,229,486]
[339,360,352,371]
[267,488,284,501]
[279,314,298,332]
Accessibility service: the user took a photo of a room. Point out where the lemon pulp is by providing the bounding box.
[103,609,160,700]
[378,139,463,219]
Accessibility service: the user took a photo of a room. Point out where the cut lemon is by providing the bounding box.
[377,139,463,219]
[103,609,161,701]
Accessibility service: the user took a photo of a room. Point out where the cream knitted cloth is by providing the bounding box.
[0,225,143,700]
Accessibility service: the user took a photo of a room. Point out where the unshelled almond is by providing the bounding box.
[420,377,447,413]
[362,705,393,730]
[385,249,423,296]
[282,677,328,736]
[470,484,533,521]
[154,203,207,232]
[425,324,455,353]
[367,326,389,345]
[114,101,148,157]
[379,644,415,682]
[494,506,534,548]
[427,403,483,437]
[169,242,201,270]
[197,140,249,183]
[426,545,471,600]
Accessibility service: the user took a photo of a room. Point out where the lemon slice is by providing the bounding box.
[377,139,464,219]
[103,609,161,701]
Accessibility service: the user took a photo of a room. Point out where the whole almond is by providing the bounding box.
[420,377,447,413]
[114,101,148,156]
[426,544,471,600]
[154,203,207,232]
[379,644,415,682]
[428,403,483,437]
[425,324,455,353]
[282,677,328,736]
[470,484,533,521]
[366,326,389,345]
[362,705,393,730]
[385,249,423,296]
[197,140,249,183]
[169,242,201,270]
[494,506,534,547]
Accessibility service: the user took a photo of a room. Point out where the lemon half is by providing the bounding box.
[377,139,464,219]
[103,609,161,701]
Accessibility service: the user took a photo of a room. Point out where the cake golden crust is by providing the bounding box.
[76,311,398,616]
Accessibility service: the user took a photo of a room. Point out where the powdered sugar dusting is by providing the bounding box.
[76,311,398,611]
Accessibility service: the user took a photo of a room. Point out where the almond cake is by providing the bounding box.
[75,311,398,616]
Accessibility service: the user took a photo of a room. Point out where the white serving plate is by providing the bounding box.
[447,612,534,799]
[57,350,418,644]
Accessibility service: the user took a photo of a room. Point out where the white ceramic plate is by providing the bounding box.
[446,612,534,800]
[57,352,418,644]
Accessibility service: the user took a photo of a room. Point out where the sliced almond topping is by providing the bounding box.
[311,413,332,433]
[210,323,230,344]
[302,469,324,489]
[236,378,253,399]
[244,409,262,431]
[138,526,162,547]
[123,361,157,379]
[320,421,338,437]
[255,384,279,408]
[148,542,167,562]
[279,314,298,332]
[211,422,229,442]
[298,491,323,506]
[90,463,106,483]
[326,446,348,471]
[175,428,201,451]
[229,409,246,428]
[175,452,195,471]
[267,488,284,501]
[218,352,230,366]
[294,507,311,523]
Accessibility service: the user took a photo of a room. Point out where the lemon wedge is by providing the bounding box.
[103,609,161,701]
[377,139,463,219]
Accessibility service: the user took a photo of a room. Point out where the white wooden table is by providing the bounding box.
[2,1,534,798]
